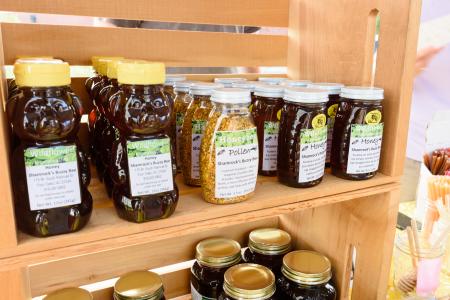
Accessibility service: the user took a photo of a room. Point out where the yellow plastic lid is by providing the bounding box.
[91,56,123,72]
[117,60,166,85]
[14,59,71,87]
[15,55,53,61]
[96,57,124,76]
[106,59,122,79]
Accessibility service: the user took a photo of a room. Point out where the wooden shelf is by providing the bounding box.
[0,168,399,262]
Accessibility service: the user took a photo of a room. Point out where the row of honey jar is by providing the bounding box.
[42,228,336,300]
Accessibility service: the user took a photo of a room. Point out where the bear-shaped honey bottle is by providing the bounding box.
[7,59,93,237]
[109,60,178,222]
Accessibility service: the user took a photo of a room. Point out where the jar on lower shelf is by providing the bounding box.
[243,228,292,277]
[219,263,277,300]
[114,270,165,300]
[191,238,242,299]
[277,250,337,300]
[44,287,93,300]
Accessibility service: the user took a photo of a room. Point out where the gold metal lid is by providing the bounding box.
[282,250,332,285]
[44,287,93,300]
[114,271,164,300]
[223,263,276,300]
[248,228,292,255]
[196,238,242,268]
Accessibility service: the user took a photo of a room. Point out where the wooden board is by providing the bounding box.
[0,0,289,27]
[1,23,287,67]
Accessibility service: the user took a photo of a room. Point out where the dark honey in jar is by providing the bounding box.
[164,75,186,155]
[277,250,336,300]
[114,271,166,300]
[8,59,92,237]
[331,86,384,180]
[191,238,242,299]
[244,228,291,277]
[109,60,178,223]
[219,263,277,300]
[278,88,328,188]
[308,83,345,168]
[253,85,284,176]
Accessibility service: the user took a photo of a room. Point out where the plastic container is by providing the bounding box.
[200,88,258,204]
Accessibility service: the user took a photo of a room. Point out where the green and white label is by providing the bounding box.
[24,145,81,211]
[299,127,327,183]
[262,121,279,171]
[191,283,215,300]
[176,112,184,166]
[127,138,173,196]
[215,128,258,199]
[347,124,383,174]
[191,120,207,179]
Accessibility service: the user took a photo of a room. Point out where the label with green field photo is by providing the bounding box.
[24,145,81,211]
[127,138,173,196]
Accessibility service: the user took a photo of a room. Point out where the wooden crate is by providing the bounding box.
[0,0,421,299]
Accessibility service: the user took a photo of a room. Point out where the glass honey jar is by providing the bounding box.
[114,271,165,300]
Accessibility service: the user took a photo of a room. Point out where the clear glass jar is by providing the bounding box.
[181,82,223,186]
[114,271,165,300]
[200,88,258,204]
[191,238,242,299]
[173,81,194,172]
[219,263,277,300]
[253,84,285,176]
[243,228,292,277]
[231,81,258,109]
[278,88,328,188]
[307,83,345,168]
[277,250,336,300]
[44,287,92,300]
[331,86,384,180]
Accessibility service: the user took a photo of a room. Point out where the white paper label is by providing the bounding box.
[191,283,215,300]
[191,120,206,179]
[298,127,327,183]
[262,121,279,171]
[176,112,184,166]
[25,145,82,211]
[215,128,258,199]
[346,124,384,174]
[127,138,174,196]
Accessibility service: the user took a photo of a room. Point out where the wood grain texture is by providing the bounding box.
[0,0,288,27]
[287,0,422,177]
[1,23,287,67]
[0,267,31,299]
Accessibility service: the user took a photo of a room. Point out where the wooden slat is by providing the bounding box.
[0,267,31,299]
[0,0,288,27]
[1,23,287,67]
[287,0,422,177]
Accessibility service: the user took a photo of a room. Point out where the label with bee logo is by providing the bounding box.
[24,144,81,210]
[263,121,279,171]
[298,126,327,183]
[127,138,173,197]
[347,123,383,174]
[214,128,258,198]
[192,120,207,179]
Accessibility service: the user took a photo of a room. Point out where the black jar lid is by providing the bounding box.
[248,228,292,255]
[282,250,332,285]
[114,270,164,300]
[223,263,276,300]
[196,238,242,268]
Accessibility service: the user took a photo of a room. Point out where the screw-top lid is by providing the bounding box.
[231,81,259,92]
[114,271,164,300]
[248,228,292,255]
[284,87,329,103]
[14,59,71,87]
[282,250,332,285]
[195,238,242,268]
[258,77,287,85]
[174,80,196,93]
[340,86,384,100]
[106,59,124,79]
[91,56,123,73]
[211,88,251,104]
[282,80,312,87]
[254,84,284,98]
[165,75,187,86]
[223,264,276,300]
[214,77,247,87]
[307,83,344,95]
[190,82,224,96]
[117,60,166,85]
[44,288,93,300]
[97,57,123,77]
